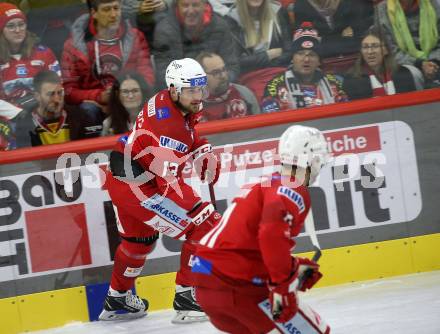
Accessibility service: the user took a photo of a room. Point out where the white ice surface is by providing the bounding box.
[30,271,440,334]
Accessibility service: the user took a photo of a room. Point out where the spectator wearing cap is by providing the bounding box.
[196,51,261,121]
[152,0,240,89]
[375,0,440,88]
[0,3,61,114]
[256,23,348,112]
[61,0,155,138]
[225,0,293,76]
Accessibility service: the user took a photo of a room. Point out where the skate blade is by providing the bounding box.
[99,309,147,321]
[171,310,208,324]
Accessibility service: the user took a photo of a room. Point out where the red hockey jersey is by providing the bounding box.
[0,45,60,107]
[194,173,311,286]
[114,89,207,193]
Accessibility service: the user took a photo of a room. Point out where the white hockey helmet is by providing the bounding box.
[165,58,208,94]
[278,125,330,185]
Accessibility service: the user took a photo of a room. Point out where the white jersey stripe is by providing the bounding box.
[205,203,236,248]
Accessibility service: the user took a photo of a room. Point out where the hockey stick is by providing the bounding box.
[208,182,217,210]
[298,209,322,288]
[304,208,321,253]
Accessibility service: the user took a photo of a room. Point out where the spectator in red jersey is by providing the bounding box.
[101,71,154,135]
[225,0,293,76]
[343,26,423,100]
[196,51,260,121]
[61,0,155,138]
[0,3,61,114]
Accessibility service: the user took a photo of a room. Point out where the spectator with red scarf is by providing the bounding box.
[343,26,423,100]
[152,0,239,89]
[61,0,155,138]
[196,51,260,121]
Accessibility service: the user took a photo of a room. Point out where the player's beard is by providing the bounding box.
[176,98,200,115]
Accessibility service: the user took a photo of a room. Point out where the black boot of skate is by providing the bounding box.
[99,289,148,321]
[171,285,208,324]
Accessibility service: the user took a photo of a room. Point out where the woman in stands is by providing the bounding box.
[0,3,60,113]
[226,0,293,76]
[101,71,153,136]
[343,26,424,100]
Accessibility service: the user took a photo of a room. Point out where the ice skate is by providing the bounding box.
[171,285,208,324]
[99,289,148,321]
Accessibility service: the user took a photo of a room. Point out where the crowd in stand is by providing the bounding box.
[0,0,439,150]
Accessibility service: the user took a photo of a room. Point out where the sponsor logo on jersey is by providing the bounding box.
[141,201,186,226]
[156,107,170,120]
[16,66,28,76]
[277,186,305,213]
[151,221,176,235]
[159,136,188,153]
[147,96,156,117]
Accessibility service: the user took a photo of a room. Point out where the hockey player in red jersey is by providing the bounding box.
[192,125,331,334]
[99,58,221,323]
